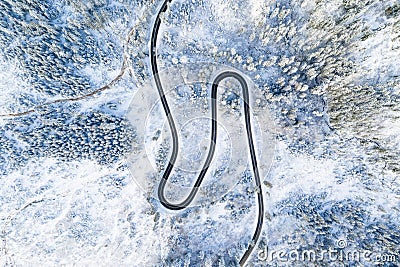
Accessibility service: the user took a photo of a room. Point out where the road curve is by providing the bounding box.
[150,1,264,265]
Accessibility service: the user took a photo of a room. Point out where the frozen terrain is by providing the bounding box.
[0,0,399,266]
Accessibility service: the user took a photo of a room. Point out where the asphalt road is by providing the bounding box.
[150,1,264,265]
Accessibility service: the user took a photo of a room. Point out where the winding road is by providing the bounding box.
[150,0,264,265]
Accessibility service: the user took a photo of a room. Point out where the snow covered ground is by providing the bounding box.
[0,0,399,266]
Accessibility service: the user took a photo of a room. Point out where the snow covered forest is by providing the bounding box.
[0,0,399,266]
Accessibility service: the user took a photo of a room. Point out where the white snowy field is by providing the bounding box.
[0,0,399,266]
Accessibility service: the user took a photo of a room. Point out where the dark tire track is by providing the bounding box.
[150,1,265,265]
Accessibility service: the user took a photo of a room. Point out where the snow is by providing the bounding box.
[1,0,400,266]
